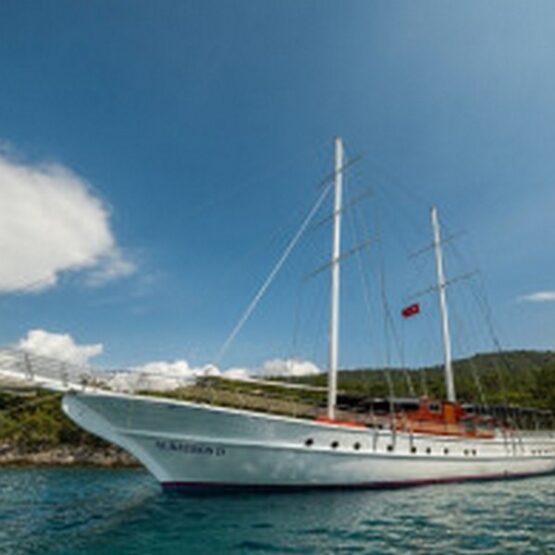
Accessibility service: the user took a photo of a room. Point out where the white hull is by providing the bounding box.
[63,390,555,490]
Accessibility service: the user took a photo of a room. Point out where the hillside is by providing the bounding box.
[0,349,554,466]
[0,390,137,466]
[291,349,555,414]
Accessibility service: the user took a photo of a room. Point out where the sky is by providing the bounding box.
[0,0,554,376]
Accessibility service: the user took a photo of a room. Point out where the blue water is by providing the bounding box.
[1,469,554,554]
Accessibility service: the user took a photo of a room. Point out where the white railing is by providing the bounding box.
[0,348,103,392]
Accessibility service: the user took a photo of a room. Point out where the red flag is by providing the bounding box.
[401,303,420,318]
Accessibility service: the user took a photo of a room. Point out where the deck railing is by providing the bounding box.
[1,347,553,432]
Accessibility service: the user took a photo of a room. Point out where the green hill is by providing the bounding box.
[1,349,554,461]
[0,390,102,450]
[288,349,555,414]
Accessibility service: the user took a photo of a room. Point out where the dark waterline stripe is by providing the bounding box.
[161,470,555,493]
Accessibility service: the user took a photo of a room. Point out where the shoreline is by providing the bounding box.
[0,443,140,468]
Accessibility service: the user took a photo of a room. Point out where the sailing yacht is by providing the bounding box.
[5,138,555,489]
[59,138,555,489]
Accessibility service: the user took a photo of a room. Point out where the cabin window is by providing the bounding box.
[464,449,469,456]
[426,447,432,455]
[472,449,477,456]
[353,442,361,451]
[305,438,314,447]
[429,403,441,413]
[463,420,475,432]
[444,448,449,455]
[411,446,417,454]
[387,444,394,452]
[331,441,339,449]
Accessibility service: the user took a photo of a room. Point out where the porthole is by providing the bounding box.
[464,449,469,456]
[387,444,394,452]
[426,447,431,455]
[353,442,361,451]
[331,441,339,449]
[305,438,314,447]
[411,446,417,454]
[444,448,449,455]
[472,449,477,456]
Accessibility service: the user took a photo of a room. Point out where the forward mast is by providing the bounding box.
[327,137,343,419]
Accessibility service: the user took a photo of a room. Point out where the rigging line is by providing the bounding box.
[364,167,428,247]
[363,155,434,218]
[344,191,375,363]
[383,368,397,433]
[310,187,373,232]
[309,278,328,370]
[339,164,384,370]
[216,181,333,363]
[186,139,332,221]
[406,271,479,302]
[456,270,516,422]
[408,232,466,259]
[302,237,377,282]
[356,194,412,393]
[444,233,516,407]
[349,193,384,366]
[376,246,399,367]
[369,185,417,258]
[449,293,488,406]
[290,282,303,358]
[209,179,327,298]
[291,233,320,358]
[419,364,429,398]
[316,154,363,190]
[345,178,415,398]
[473,275,513,403]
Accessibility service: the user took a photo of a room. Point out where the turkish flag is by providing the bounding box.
[401,303,420,318]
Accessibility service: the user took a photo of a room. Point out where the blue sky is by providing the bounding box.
[0,1,554,373]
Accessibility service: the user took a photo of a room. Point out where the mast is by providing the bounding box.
[431,206,456,403]
[327,137,343,419]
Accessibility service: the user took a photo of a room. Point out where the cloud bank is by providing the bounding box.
[109,357,321,392]
[16,329,322,392]
[0,151,134,293]
[110,360,222,392]
[260,358,321,377]
[518,291,555,303]
[18,329,103,365]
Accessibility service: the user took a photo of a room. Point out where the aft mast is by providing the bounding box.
[431,206,456,403]
[328,137,343,419]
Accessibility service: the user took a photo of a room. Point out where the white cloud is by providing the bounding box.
[260,358,321,377]
[108,358,321,392]
[0,151,135,293]
[518,291,555,303]
[84,249,136,286]
[18,329,103,365]
[222,367,251,380]
[15,328,322,391]
[109,360,222,392]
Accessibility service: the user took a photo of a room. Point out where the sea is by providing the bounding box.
[1,469,554,554]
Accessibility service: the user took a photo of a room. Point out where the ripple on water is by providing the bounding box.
[1,469,555,555]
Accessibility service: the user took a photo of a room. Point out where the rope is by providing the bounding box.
[217,181,333,362]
